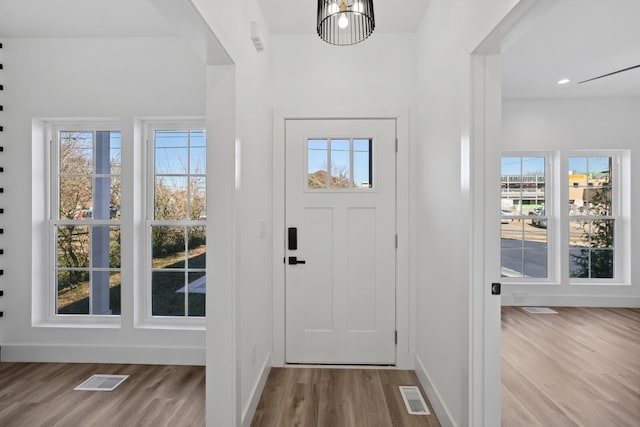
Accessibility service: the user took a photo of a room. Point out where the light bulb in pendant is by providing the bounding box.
[338,13,349,29]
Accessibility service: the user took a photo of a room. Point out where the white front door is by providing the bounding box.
[285,119,396,364]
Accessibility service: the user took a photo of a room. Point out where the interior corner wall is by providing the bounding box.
[413,1,520,426]
[1,36,206,364]
[501,97,640,307]
[191,1,274,424]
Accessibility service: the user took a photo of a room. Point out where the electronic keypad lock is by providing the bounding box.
[491,282,501,295]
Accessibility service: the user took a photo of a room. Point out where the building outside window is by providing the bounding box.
[500,156,549,279]
[568,155,616,280]
[501,152,624,284]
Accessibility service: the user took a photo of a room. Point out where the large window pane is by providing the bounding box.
[90,226,121,269]
[187,272,206,317]
[57,270,90,315]
[154,176,188,220]
[152,226,186,269]
[568,156,615,281]
[155,130,188,174]
[187,226,206,269]
[501,156,547,279]
[190,177,206,220]
[190,130,206,174]
[569,219,614,279]
[92,271,121,315]
[501,157,545,214]
[53,127,121,318]
[152,272,186,316]
[569,156,612,216]
[500,222,548,278]
[60,131,93,175]
[59,176,92,220]
[57,226,90,268]
[150,125,206,319]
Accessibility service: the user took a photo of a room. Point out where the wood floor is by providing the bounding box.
[0,363,205,427]
[502,306,640,427]
[251,368,440,427]
[1,308,637,426]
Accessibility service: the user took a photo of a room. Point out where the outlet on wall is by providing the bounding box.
[251,341,257,366]
[513,291,527,304]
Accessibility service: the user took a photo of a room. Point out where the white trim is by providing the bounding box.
[241,352,272,427]
[414,354,457,427]
[139,119,208,326]
[499,150,557,283]
[0,343,205,365]
[205,64,239,427]
[501,294,640,307]
[469,2,561,425]
[271,109,411,369]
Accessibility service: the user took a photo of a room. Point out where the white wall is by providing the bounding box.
[501,97,640,306]
[413,1,520,425]
[270,33,416,110]
[191,1,274,425]
[0,37,207,363]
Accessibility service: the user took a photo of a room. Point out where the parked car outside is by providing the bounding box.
[529,208,547,228]
[501,209,514,224]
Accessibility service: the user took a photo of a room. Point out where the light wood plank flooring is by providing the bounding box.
[502,306,640,427]
[251,368,440,427]
[0,363,205,427]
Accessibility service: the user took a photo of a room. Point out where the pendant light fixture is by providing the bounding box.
[317,0,375,46]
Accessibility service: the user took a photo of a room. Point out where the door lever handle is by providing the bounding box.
[288,256,306,265]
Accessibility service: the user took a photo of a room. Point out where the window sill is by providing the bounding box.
[33,316,121,329]
[569,281,630,286]
[134,317,206,331]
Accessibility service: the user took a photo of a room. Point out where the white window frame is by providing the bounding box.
[141,120,207,328]
[305,137,375,192]
[500,151,558,284]
[45,121,122,326]
[565,151,626,285]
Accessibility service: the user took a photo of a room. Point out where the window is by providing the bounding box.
[147,125,206,318]
[307,138,372,189]
[568,156,616,280]
[501,151,626,285]
[500,156,549,279]
[52,127,121,316]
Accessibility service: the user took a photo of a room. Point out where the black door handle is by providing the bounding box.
[288,256,306,265]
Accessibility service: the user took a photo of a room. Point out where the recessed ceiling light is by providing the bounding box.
[557,78,571,85]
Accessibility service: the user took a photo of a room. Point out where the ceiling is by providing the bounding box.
[502,0,640,98]
[258,0,430,35]
[0,0,637,99]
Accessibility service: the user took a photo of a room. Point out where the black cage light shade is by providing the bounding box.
[317,0,375,46]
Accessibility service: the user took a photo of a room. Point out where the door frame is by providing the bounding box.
[272,108,411,369]
[469,1,559,425]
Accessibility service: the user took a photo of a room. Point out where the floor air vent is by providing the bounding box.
[74,374,129,392]
[399,386,430,415]
[522,307,558,314]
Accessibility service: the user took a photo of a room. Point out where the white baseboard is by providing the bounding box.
[242,352,272,427]
[414,354,457,427]
[501,294,640,307]
[0,343,205,365]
